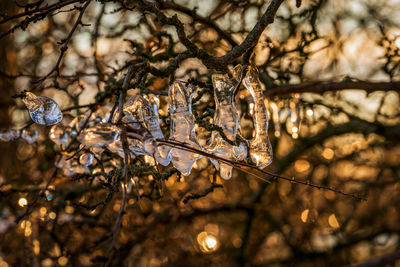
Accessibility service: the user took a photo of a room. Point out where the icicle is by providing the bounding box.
[123,95,171,166]
[235,64,273,169]
[78,124,119,148]
[0,129,20,142]
[21,129,38,144]
[206,74,247,180]
[168,81,202,176]
[21,92,63,126]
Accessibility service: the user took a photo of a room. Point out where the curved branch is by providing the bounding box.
[347,250,400,267]
[0,0,84,39]
[266,80,400,97]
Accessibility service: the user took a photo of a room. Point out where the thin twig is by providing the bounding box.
[156,139,365,201]
[105,65,134,264]
[33,0,91,85]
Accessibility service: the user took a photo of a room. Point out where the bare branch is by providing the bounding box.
[266,80,400,97]
[345,250,400,267]
[33,0,91,85]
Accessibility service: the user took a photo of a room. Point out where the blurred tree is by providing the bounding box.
[0,0,400,266]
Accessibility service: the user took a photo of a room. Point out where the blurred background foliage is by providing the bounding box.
[0,0,400,266]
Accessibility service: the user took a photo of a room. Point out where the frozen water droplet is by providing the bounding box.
[22,92,63,125]
[68,114,88,137]
[237,64,273,169]
[206,74,247,180]
[0,129,20,142]
[56,155,89,176]
[78,124,119,148]
[49,124,69,146]
[220,164,233,180]
[21,129,38,144]
[79,153,94,166]
[123,95,171,166]
[107,136,144,158]
[91,104,113,124]
[169,81,202,176]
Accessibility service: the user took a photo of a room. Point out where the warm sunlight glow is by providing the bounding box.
[322,148,335,160]
[395,37,400,49]
[205,236,217,249]
[249,103,255,115]
[301,209,309,223]
[295,160,310,173]
[197,232,219,253]
[329,214,340,229]
[18,198,27,207]
[144,155,156,166]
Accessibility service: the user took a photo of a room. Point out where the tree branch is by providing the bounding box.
[346,250,400,267]
[34,0,91,85]
[158,0,239,47]
[266,80,400,97]
[217,0,284,63]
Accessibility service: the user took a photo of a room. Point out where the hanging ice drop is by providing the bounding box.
[236,64,273,169]
[206,74,247,180]
[22,92,63,126]
[169,81,202,176]
[123,95,171,166]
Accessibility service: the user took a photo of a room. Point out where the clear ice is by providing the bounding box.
[206,74,247,180]
[169,81,202,176]
[0,129,20,142]
[79,153,94,166]
[123,95,171,165]
[22,92,63,126]
[56,155,89,176]
[49,124,70,147]
[78,124,119,148]
[236,64,273,169]
[107,136,145,158]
